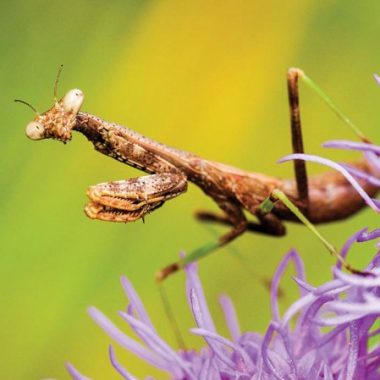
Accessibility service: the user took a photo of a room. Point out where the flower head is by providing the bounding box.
[67,225,380,379]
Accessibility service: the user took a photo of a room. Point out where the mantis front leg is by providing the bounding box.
[85,173,187,222]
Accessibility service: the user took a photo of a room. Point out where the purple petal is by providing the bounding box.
[323,362,334,380]
[314,279,351,296]
[282,293,316,326]
[328,294,380,314]
[295,295,334,354]
[275,324,297,375]
[364,151,380,174]
[333,267,380,286]
[271,249,306,322]
[337,228,368,270]
[293,276,315,293]
[278,153,380,213]
[65,362,91,380]
[120,276,156,332]
[323,140,380,154]
[296,350,316,377]
[219,294,241,342]
[356,228,380,242]
[314,324,348,349]
[198,357,213,380]
[341,163,380,186]
[374,73,380,86]
[282,279,350,326]
[189,288,235,369]
[124,304,163,360]
[109,345,137,380]
[315,313,368,326]
[261,323,289,380]
[118,311,193,377]
[190,327,254,372]
[185,261,216,333]
[88,307,168,370]
[345,322,359,380]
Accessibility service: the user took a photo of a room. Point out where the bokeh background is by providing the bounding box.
[2,1,380,378]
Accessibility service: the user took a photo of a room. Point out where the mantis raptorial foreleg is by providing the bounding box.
[85,173,187,222]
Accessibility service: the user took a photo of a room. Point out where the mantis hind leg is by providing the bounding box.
[286,67,371,205]
[287,68,309,208]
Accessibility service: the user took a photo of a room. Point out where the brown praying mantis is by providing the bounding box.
[20,67,378,281]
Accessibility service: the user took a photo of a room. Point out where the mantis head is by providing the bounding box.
[18,66,84,143]
[24,89,84,143]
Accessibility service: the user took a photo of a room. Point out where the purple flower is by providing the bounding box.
[66,226,380,379]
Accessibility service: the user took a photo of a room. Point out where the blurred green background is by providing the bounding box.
[2,1,380,378]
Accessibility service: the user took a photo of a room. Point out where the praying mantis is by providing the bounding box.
[20,67,378,280]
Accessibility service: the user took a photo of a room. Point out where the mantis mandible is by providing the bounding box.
[20,67,378,280]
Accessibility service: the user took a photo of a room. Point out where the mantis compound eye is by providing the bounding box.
[25,121,45,140]
[62,89,84,114]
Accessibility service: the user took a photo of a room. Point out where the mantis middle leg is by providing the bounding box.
[156,201,287,281]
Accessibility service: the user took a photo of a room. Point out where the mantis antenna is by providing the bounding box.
[14,99,39,115]
[54,64,64,101]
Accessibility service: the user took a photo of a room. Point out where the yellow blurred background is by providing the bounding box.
[2,1,380,378]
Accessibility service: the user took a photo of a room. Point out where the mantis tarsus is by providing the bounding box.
[21,67,378,280]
